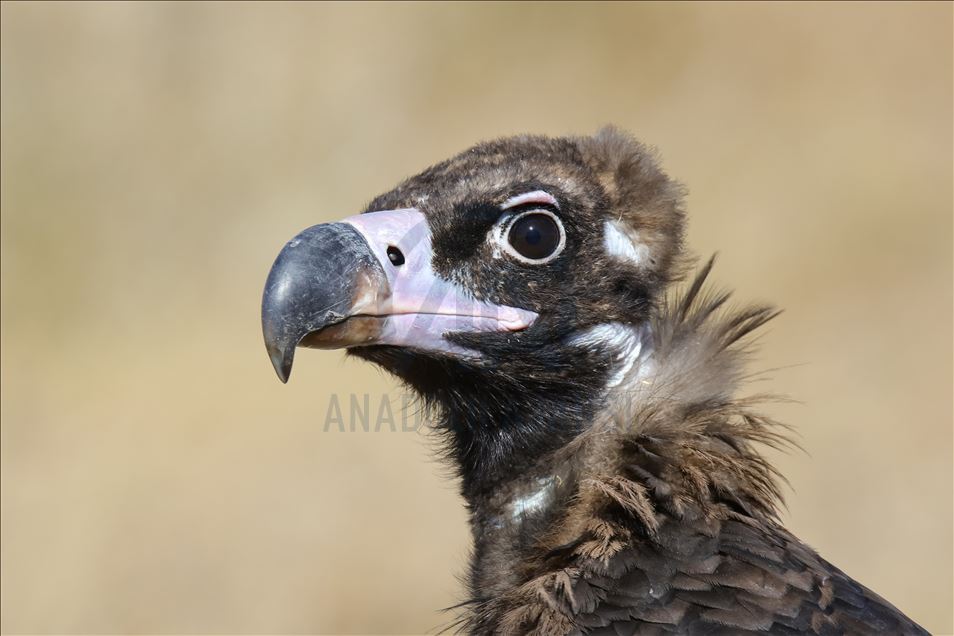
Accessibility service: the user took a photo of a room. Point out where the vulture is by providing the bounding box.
[261,128,927,635]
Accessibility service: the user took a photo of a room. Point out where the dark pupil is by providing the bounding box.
[507,213,561,260]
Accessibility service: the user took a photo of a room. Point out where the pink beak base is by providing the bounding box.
[336,208,537,356]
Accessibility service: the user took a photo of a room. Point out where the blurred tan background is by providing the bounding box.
[1,2,951,634]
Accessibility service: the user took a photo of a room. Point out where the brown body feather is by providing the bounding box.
[457,261,926,635]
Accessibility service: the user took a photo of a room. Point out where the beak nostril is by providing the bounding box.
[386,245,405,266]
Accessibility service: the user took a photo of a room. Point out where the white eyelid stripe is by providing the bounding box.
[500,190,559,210]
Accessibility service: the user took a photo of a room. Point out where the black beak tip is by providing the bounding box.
[265,340,294,384]
[263,304,295,382]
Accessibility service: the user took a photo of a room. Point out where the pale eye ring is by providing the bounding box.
[494,209,566,264]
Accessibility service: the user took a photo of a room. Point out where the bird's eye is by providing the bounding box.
[505,211,565,263]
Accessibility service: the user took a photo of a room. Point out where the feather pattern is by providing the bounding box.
[454,261,927,635]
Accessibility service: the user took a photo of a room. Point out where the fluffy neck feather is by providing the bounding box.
[456,260,790,628]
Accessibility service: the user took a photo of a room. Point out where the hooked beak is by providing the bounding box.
[261,209,537,382]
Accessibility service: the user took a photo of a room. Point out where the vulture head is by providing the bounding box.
[263,128,684,494]
[261,128,927,634]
